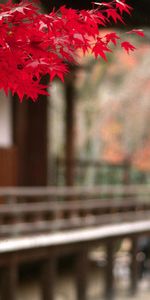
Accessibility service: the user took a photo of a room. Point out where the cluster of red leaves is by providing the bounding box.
[0,0,144,101]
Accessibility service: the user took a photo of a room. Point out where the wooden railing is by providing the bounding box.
[53,158,145,185]
[0,184,150,237]
[0,185,150,300]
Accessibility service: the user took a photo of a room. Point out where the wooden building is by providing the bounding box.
[0,0,149,187]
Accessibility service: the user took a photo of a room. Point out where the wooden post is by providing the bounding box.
[105,240,114,300]
[0,263,18,300]
[75,251,88,300]
[65,75,76,187]
[40,257,57,300]
[130,236,138,295]
[123,158,130,185]
[12,93,48,186]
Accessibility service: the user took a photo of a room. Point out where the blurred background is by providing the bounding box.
[49,32,150,187]
[0,1,150,300]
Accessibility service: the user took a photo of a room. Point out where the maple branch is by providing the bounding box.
[0,0,144,101]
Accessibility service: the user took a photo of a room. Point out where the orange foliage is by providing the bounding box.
[133,141,150,171]
[100,119,122,142]
[100,119,125,164]
[102,142,126,164]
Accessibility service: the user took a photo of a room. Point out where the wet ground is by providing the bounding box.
[17,263,150,300]
[16,239,150,300]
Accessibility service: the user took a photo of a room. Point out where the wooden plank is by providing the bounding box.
[0,184,150,197]
[130,236,138,295]
[0,262,18,300]
[40,258,56,300]
[0,210,150,237]
[75,251,88,300]
[1,220,150,253]
[0,147,18,187]
[0,198,149,213]
[65,77,76,187]
[12,97,28,186]
[104,240,114,300]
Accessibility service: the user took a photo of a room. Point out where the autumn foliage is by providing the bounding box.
[0,0,144,101]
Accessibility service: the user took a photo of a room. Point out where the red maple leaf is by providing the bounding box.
[105,32,120,46]
[106,8,124,23]
[121,41,136,53]
[127,29,145,37]
[92,39,112,60]
[0,0,144,101]
[115,0,132,15]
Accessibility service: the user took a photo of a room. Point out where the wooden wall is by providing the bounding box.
[0,147,18,186]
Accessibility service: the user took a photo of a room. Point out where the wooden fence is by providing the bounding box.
[1,185,150,300]
[53,158,148,186]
